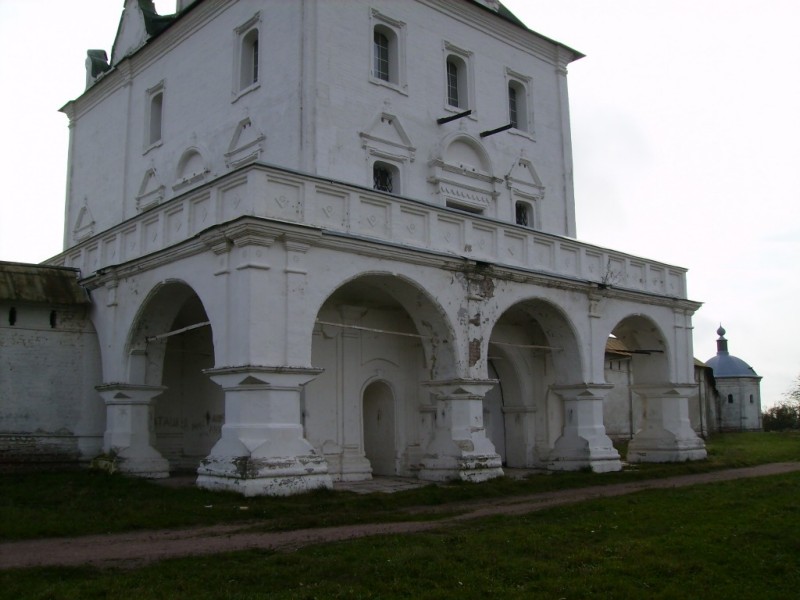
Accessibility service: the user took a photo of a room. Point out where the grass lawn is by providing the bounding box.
[1,431,798,541]
[2,470,799,599]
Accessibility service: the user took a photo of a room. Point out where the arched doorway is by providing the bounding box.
[363,381,396,476]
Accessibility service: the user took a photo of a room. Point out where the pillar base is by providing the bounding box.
[418,379,504,483]
[198,366,333,496]
[96,384,170,479]
[197,454,332,496]
[547,384,622,473]
[628,385,707,463]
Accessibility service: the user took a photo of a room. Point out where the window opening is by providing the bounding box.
[374,31,390,81]
[446,60,459,107]
[8,307,16,326]
[509,85,518,129]
[515,202,530,227]
[240,28,259,90]
[373,163,394,193]
[149,92,163,146]
[750,394,754,404]
[49,310,57,329]
[728,394,734,404]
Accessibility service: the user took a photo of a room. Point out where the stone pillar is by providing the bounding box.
[197,366,333,496]
[418,380,503,482]
[628,384,707,463]
[548,384,622,473]
[96,384,170,478]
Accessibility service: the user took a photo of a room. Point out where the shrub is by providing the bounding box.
[762,375,800,431]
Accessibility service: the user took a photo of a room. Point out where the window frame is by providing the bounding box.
[233,12,261,101]
[369,10,407,94]
[443,42,474,115]
[144,80,165,153]
[371,159,401,195]
[505,68,534,138]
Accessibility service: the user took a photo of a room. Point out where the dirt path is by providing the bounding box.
[2,462,799,570]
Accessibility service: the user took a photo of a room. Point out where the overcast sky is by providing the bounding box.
[0,0,797,408]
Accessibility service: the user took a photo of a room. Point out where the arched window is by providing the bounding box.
[508,79,528,131]
[373,29,390,82]
[240,28,259,90]
[446,56,467,108]
[373,161,399,194]
[369,12,406,90]
[148,90,163,146]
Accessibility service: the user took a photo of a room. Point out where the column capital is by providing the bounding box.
[423,378,498,399]
[551,383,613,402]
[204,365,323,390]
[96,383,167,405]
[632,383,698,399]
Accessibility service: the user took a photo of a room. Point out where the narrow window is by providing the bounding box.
[240,28,259,90]
[149,91,163,146]
[728,394,734,404]
[508,85,518,129]
[49,310,57,329]
[446,59,460,107]
[515,202,531,227]
[373,162,395,193]
[508,80,528,131]
[750,394,754,404]
[374,31,390,81]
[8,307,16,326]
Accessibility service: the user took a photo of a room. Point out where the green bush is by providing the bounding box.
[763,374,800,431]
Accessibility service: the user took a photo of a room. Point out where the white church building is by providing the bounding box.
[0,0,712,495]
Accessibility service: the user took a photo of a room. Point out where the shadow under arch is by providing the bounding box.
[304,272,458,481]
[125,280,222,470]
[486,297,584,468]
[306,271,459,381]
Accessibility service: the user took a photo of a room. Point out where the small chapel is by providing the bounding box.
[2,0,720,495]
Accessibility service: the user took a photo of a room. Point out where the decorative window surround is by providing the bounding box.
[443,42,474,116]
[225,117,266,168]
[173,147,210,192]
[73,201,96,242]
[144,80,165,152]
[369,10,407,95]
[506,157,545,228]
[232,12,261,102]
[505,68,534,139]
[136,168,166,212]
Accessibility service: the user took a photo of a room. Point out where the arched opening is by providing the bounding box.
[604,315,670,439]
[127,282,222,471]
[487,299,582,467]
[362,380,396,476]
[305,273,455,481]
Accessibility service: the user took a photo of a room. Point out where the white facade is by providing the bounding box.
[3,0,711,494]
